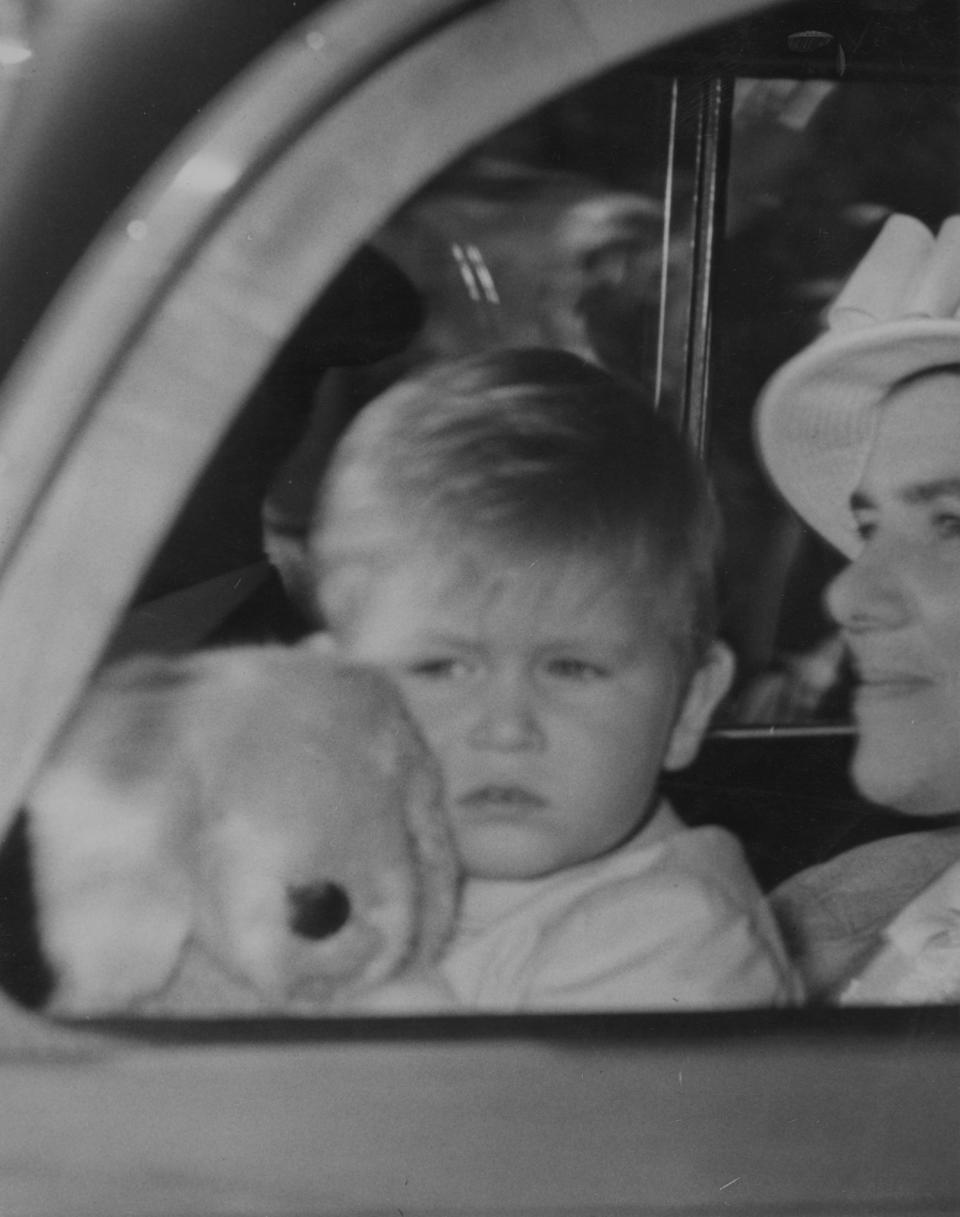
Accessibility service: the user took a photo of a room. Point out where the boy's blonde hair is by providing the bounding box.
[310,348,721,667]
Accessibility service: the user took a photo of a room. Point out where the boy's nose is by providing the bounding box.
[824,542,911,633]
[468,674,545,751]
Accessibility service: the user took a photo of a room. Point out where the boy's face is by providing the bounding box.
[332,544,732,880]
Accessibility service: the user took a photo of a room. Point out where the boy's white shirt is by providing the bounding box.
[840,856,960,1005]
[377,801,798,1012]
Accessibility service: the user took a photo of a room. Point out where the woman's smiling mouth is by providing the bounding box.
[854,669,935,701]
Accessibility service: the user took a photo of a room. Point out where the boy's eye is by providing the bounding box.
[852,514,876,542]
[932,510,960,541]
[404,657,473,680]
[543,657,609,681]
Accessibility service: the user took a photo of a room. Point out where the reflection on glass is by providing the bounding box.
[0,0,32,148]
[265,68,695,593]
[366,69,690,406]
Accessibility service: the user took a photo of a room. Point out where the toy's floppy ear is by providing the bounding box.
[36,864,192,1016]
[26,663,195,1015]
[663,641,735,772]
[383,717,458,969]
[28,780,194,1014]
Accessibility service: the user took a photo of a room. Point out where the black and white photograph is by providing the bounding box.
[0,1,959,1212]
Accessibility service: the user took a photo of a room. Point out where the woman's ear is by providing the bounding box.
[663,641,735,772]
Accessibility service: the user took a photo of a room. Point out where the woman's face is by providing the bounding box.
[827,370,960,815]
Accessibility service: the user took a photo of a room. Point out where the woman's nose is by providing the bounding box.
[468,674,545,750]
[824,541,911,632]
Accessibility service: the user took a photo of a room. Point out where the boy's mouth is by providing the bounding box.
[457,785,547,812]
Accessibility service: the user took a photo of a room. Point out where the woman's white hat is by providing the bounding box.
[755,213,960,557]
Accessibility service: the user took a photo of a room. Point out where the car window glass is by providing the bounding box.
[6,1,960,1048]
[196,62,960,739]
[712,76,960,729]
[114,49,960,740]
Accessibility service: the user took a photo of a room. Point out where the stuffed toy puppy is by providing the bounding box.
[24,643,458,1016]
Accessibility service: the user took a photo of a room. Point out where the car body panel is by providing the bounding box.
[4,1011,960,1215]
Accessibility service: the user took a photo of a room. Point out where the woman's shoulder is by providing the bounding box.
[770,826,960,998]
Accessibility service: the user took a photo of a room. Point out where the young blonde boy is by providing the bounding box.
[300,348,797,1009]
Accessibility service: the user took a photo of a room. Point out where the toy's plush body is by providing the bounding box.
[24,643,458,1016]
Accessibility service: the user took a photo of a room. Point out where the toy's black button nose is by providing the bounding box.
[287,882,351,940]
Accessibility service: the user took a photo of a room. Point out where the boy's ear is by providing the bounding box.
[663,641,735,772]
